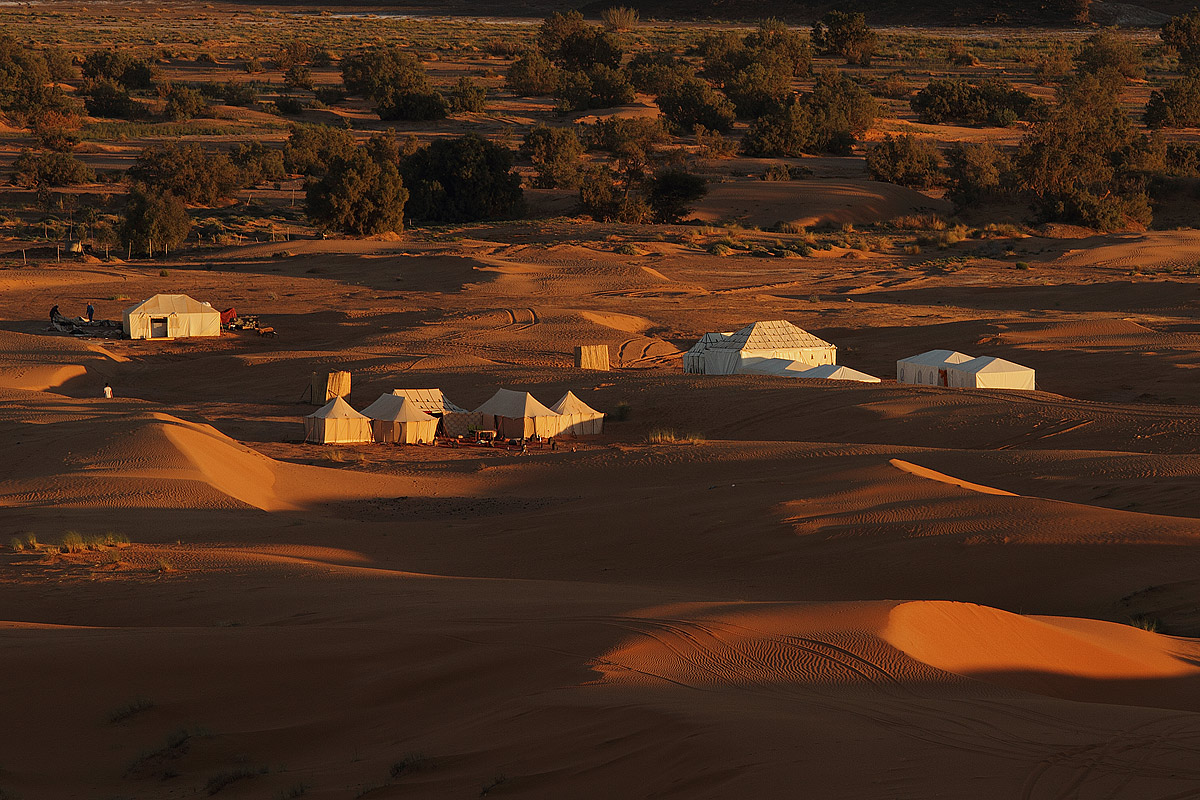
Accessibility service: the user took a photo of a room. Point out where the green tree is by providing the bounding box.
[865,134,942,187]
[447,77,486,112]
[811,11,878,66]
[81,51,153,90]
[945,141,1011,205]
[342,47,447,121]
[161,83,207,121]
[645,167,707,223]
[128,142,242,205]
[11,150,95,187]
[0,35,74,116]
[1162,9,1200,67]
[657,78,736,132]
[84,80,141,119]
[401,134,523,223]
[505,50,561,96]
[283,64,314,90]
[1074,29,1144,81]
[283,124,357,175]
[520,124,584,188]
[120,183,192,255]
[1145,72,1200,127]
[306,145,408,235]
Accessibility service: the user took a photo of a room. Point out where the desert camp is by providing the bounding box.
[685,320,837,375]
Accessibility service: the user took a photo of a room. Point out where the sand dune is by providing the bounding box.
[691,179,951,228]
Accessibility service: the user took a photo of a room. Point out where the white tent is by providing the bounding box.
[946,356,1035,390]
[391,388,482,436]
[361,394,438,444]
[549,391,604,436]
[475,389,560,439]
[123,294,221,340]
[304,396,372,444]
[683,332,733,373]
[739,358,880,382]
[699,320,836,375]
[896,350,974,386]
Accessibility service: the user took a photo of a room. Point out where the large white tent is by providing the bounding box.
[475,389,560,439]
[304,396,372,444]
[549,391,604,436]
[690,321,836,375]
[391,388,482,436]
[361,394,438,444]
[946,356,1036,390]
[896,350,974,386]
[683,332,733,373]
[123,294,221,340]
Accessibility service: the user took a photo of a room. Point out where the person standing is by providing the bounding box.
[102,383,113,399]
[86,302,94,323]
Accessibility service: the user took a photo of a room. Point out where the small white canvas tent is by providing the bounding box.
[896,350,974,386]
[475,389,560,439]
[700,320,836,375]
[391,388,482,436]
[549,391,604,436]
[739,358,880,382]
[304,396,372,444]
[362,394,438,444]
[683,332,733,373]
[123,294,221,340]
[946,356,1035,390]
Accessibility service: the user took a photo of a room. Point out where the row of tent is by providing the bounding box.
[304,388,605,445]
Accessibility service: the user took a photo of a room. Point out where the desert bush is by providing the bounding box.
[30,109,81,151]
[538,10,589,55]
[283,64,313,90]
[1145,72,1200,128]
[695,124,737,158]
[230,141,286,185]
[84,80,143,119]
[314,86,346,106]
[554,64,634,110]
[81,50,153,90]
[0,36,73,116]
[275,38,313,71]
[874,71,910,99]
[447,77,486,112]
[579,166,652,222]
[1163,9,1200,67]
[1074,29,1144,81]
[583,116,667,155]
[911,78,1040,127]
[647,427,705,443]
[945,141,1011,205]
[601,6,639,30]
[306,140,408,235]
[342,47,447,121]
[521,123,584,188]
[160,83,207,121]
[946,42,979,67]
[129,142,242,205]
[283,124,357,175]
[656,78,736,132]
[120,183,192,255]
[744,69,875,156]
[811,11,877,66]
[401,134,523,223]
[12,150,94,187]
[1032,44,1073,84]
[484,37,523,57]
[627,51,694,94]
[505,50,560,96]
[866,134,942,188]
[645,167,707,223]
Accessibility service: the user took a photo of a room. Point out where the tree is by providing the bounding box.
[537,11,589,56]
[161,83,207,121]
[579,166,652,223]
[342,47,447,121]
[11,150,95,187]
[742,70,876,156]
[283,64,314,90]
[811,11,878,66]
[645,167,707,223]
[742,101,814,157]
[521,124,584,188]
[865,134,942,188]
[120,183,192,255]
[724,58,794,118]
[1074,29,1144,81]
[276,39,313,71]
[505,50,560,96]
[627,51,694,95]
[0,35,74,116]
[744,19,811,77]
[306,145,408,235]
[911,78,1041,126]
[231,141,286,185]
[400,134,523,223]
[554,64,634,110]
[84,80,141,119]
[1162,9,1200,67]
[657,78,736,132]
[31,109,81,152]
[945,142,1011,205]
[557,28,623,71]
[283,124,357,175]
[447,77,486,112]
[81,50,153,90]
[1146,72,1200,128]
[128,143,242,205]
[601,6,639,31]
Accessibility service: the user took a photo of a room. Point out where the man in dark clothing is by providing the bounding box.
[86,303,94,322]
[50,304,59,319]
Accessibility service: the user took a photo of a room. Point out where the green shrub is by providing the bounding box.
[911,78,1041,127]
[866,134,942,188]
[656,78,736,133]
[306,139,408,235]
[447,77,486,112]
[401,134,523,223]
[11,150,94,187]
[811,11,877,66]
[505,50,560,96]
[342,47,447,121]
[520,123,584,188]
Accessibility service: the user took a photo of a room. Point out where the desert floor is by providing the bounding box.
[4,215,1200,799]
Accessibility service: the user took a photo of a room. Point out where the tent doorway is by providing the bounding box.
[150,317,169,338]
[938,369,948,387]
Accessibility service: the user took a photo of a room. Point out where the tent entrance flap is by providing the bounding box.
[150,317,168,338]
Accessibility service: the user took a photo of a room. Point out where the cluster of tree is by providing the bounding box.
[306,132,523,234]
[11,150,95,188]
[127,141,285,206]
[506,11,633,110]
[341,47,488,121]
[911,78,1042,127]
[697,21,810,118]
[0,35,75,120]
[742,69,877,157]
[1148,11,1200,128]
[80,50,155,120]
[810,11,878,67]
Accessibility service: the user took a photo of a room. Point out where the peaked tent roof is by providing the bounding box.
[390,388,469,415]
[799,364,881,382]
[307,396,369,420]
[361,394,435,422]
[711,320,833,351]
[475,388,558,418]
[550,391,601,416]
[953,356,1032,374]
[899,349,974,366]
[124,294,216,316]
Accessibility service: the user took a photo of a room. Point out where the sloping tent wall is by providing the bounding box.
[683,332,732,373]
[361,394,438,444]
[391,388,483,436]
[896,350,974,386]
[702,321,836,375]
[123,294,221,340]
[549,391,604,436]
[946,356,1035,390]
[304,396,372,444]
[310,371,351,405]
[475,389,561,439]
